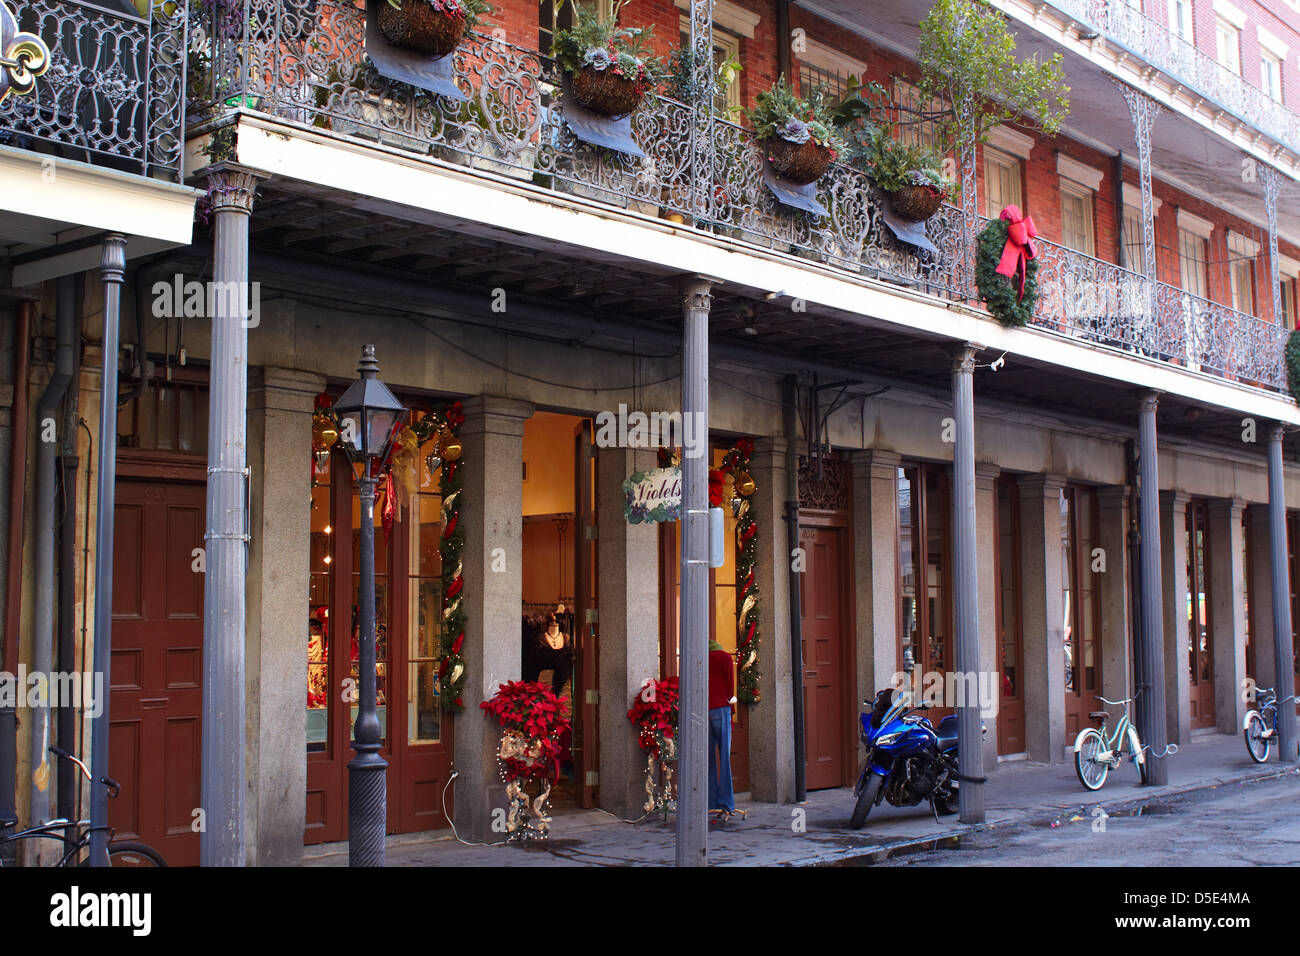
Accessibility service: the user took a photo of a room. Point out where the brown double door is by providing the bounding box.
[1187,500,1215,729]
[799,522,850,791]
[110,478,206,866]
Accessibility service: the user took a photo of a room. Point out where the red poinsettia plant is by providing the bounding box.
[627,676,679,761]
[481,680,571,782]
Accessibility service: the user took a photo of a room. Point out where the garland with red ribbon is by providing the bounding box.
[713,437,761,704]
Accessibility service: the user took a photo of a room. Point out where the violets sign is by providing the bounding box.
[623,466,681,524]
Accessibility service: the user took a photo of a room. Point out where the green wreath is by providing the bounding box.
[1286,328,1300,403]
[976,217,1039,327]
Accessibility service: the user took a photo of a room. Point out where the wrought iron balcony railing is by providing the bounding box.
[196,0,1289,395]
[1052,0,1300,154]
[0,0,186,179]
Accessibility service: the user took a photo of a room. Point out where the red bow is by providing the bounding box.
[995,205,1038,301]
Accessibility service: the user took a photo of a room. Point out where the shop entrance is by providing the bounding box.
[897,464,953,726]
[519,412,599,809]
[305,406,453,844]
[1186,499,1215,730]
[1062,486,1102,740]
[995,478,1026,755]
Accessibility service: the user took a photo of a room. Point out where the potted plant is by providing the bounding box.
[548,0,664,117]
[378,0,491,58]
[745,76,842,186]
[847,122,954,222]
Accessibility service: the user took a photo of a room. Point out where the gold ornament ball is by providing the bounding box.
[440,433,463,461]
[735,471,756,496]
[312,415,339,452]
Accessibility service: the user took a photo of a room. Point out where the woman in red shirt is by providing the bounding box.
[708,640,737,817]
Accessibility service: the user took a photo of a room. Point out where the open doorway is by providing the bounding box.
[519,411,598,811]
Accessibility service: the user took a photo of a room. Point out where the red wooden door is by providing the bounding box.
[995,479,1026,754]
[1187,501,1215,729]
[1062,487,1103,740]
[110,478,206,866]
[799,524,846,790]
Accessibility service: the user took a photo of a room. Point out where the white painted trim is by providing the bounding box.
[986,125,1035,160]
[671,0,759,38]
[228,116,1300,427]
[1177,208,1216,238]
[797,37,868,80]
[1213,0,1248,30]
[1257,25,1290,59]
[1121,182,1164,215]
[1057,153,1104,192]
[1227,230,1261,257]
[0,146,197,249]
[1280,253,1300,277]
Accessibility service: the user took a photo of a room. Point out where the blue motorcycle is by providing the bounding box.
[850,688,979,829]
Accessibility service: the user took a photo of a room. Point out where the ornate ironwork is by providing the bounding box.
[688,0,714,221]
[797,453,848,512]
[1262,163,1283,327]
[0,0,48,104]
[200,0,1288,394]
[1118,82,1160,323]
[0,0,185,178]
[1061,0,1300,155]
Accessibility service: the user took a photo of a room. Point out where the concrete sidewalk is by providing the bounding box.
[301,733,1298,867]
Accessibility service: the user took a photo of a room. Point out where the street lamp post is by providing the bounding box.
[334,344,405,867]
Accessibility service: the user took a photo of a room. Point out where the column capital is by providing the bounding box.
[99,233,127,280]
[1096,483,1131,506]
[950,343,979,373]
[460,395,535,439]
[205,162,268,216]
[249,367,327,415]
[1158,489,1190,512]
[752,435,787,463]
[1268,422,1287,444]
[679,275,719,311]
[850,448,901,478]
[1207,496,1246,518]
[1138,390,1161,414]
[1017,472,1067,498]
[975,462,1001,481]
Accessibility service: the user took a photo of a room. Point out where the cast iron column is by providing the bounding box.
[677,276,712,866]
[1267,424,1298,764]
[1137,392,1169,785]
[200,164,263,867]
[688,0,715,223]
[952,346,983,822]
[88,233,127,867]
[350,462,387,865]
[1118,84,1161,347]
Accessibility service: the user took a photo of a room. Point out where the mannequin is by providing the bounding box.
[535,612,573,698]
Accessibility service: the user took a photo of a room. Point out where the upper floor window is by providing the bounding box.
[539,0,577,60]
[984,146,1023,217]
[796,37,865,106]
[1124,206,1146,273]
[1179,226,1209,299]
[894,79,946,154]
[1060,183,1095,257]
[677,19,742,113]
[1215,16,1242,75]
[1261,51,1283,101]
[1227,231,1258,315]
[1280,275,1297,329]
[1168,0,1194,42]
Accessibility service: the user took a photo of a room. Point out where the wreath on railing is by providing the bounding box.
[1287,328,1300,403]
[627,676,679,814]
[976,207,1039,327]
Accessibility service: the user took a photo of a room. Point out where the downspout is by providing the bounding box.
[1113,152,1127,269]
[1126,438,1144,702]
[783,376,806,802]
[776,0,792,83]
[30,275,76,831]
[57,276,83,822]
[0,301,32,841]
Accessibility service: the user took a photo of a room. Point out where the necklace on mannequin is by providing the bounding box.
[544,623,564,650]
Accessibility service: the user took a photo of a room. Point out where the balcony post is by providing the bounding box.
[1118,85,1161,333]
[951,346,983,822]
[688,0,716,223]
[1262,164,1283,326]
[200,162,265,867]
[677,276,713,866]
[1266,424,1298,764]
[1136,391,1169,785]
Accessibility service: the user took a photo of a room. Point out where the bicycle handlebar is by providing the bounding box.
[49,746,119,799]
[1095,696,1132,706]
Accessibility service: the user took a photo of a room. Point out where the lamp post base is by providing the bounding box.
[347,752,389,867]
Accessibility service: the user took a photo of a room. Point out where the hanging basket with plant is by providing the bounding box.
[1285,328,1300,402]
[976,206,1040,327]
[746,76,842,186]
[548,0,664,118]
[378,0,490,57]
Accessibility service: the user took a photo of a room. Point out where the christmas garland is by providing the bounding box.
[407,401,468,713]
[1286,328,1300,403]
[627,676,679,814]
[975,216,1039,327]
[712,437,761,704]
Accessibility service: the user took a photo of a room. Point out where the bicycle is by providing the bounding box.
[1073,693,1161,791]
[0,747,166,867]
[1243,687,1296,763]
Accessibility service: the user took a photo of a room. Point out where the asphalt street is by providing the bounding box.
[876,774,1300,867]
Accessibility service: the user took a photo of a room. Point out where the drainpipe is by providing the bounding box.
[776,0,792,83]
[783,376,806,803]
[1125,438,1143,701]
[1,302,32,843]
[1113,152,1127,270]
[57,276,83,822]
[30,275,76,832]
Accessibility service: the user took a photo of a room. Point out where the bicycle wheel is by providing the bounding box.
[1125,726,1148,785]
[1243,711,1271,764]
[1074,728,1109,791]
[75,840,167,867]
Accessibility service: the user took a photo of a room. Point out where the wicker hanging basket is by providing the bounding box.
[377,0,467,57]
[760,137,833,186]
[570,66,644,117]
[886,183,944,222]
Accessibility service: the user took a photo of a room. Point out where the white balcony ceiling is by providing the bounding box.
[796,0,1300,245]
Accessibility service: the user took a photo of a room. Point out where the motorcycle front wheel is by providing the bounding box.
[1074,728,1109,791]
[849,773,884,830]
[1244,710,1271,764]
